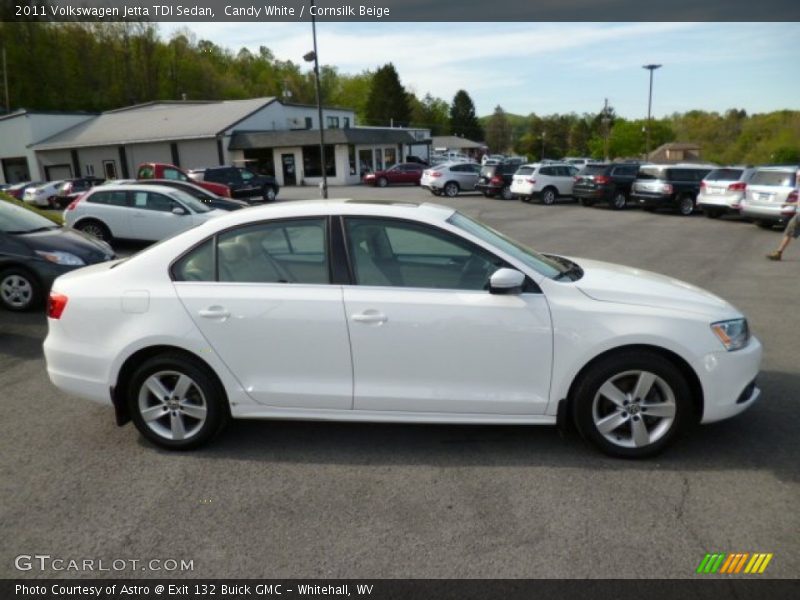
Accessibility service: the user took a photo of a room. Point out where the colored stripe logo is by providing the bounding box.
[696,553,773,574]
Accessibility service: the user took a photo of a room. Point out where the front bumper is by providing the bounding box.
[693,336,763,424]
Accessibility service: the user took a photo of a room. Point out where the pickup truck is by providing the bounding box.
[137,163,231,197]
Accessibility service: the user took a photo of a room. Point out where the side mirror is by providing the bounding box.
[172,207,187,216]
[489,268,525,295]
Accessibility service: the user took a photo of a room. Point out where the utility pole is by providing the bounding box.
[541,131,546,161]
[601,98,611,162]
[2,46,9,113]
[304,0,327,198]
[642,64,661,159]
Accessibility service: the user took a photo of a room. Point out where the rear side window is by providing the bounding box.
[705,168,743,181]
[173,239,214,281]
[637,167,665,180]
[750,170,797,187]
[87,190,129,206]
[163,168,186,181]
[611,166,638,177]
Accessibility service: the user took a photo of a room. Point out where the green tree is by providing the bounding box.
[449,90,483,141]
[410,93,450,135]
[485,105,512,153]
[364,63,410,127]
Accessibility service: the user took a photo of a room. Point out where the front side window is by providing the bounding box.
[345,218,503,290]
[218,218,329,284]
[87,190,128,207]
[240,169,255,181]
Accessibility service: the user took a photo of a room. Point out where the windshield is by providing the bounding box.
[0,201,59,233]
[447,212,566,279]
[169,189,212,213]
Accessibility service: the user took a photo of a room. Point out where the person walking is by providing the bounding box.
[766,170,800,261]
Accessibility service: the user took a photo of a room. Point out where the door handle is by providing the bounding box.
[351,311,387,325]
[198,306,230,320]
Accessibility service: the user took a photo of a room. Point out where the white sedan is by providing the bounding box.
[22,180,64,207]
[44,200,762,457]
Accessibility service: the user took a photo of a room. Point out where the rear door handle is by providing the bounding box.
[198,306,230,320]
[351,311,387,325]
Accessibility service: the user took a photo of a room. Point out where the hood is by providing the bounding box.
[195,209,227,221]
[572,258,736,317]
[18,227,115,264]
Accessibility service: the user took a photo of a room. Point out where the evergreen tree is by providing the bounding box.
[363,63,410,127]
[449,90,483,141]
[485,106,512,153]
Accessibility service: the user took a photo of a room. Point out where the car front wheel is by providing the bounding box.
[572,350,691,458]
[128,354,229,450]
[0,268,40,311]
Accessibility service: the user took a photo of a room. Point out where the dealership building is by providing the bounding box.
[18,98,431,187]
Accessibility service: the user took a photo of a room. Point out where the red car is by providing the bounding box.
[137,163,231,197]
[362,163,424,187]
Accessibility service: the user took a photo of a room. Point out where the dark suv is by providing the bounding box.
[191,166,279,203]
[475,162,520,200]
[631,165,713,216]
[573,163,641,210]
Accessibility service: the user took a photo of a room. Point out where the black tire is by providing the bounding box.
[578,198,595,207]
[642,206,656,212]
[541,187,558,205]
[430,189,442,196]
[755,220,774,230]
[128,353,229,450]
[443,182,459,198]
[611,190,627,210]
[500,185,513,200]
[75,219,112,242]
[377,177,388,188]
[0,267,41,312]
[262,185,277,202]
[677,194,695,216]
[572,350,692,458]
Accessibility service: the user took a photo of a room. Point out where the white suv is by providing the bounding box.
[510,163,579,205]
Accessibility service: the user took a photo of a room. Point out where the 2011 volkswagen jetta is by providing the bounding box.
[43,200,762,458]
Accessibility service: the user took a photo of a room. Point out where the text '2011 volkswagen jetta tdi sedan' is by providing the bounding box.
[44,200,762,458]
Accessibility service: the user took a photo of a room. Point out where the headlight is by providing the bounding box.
[35,250,85,266]
[710,318,750,351]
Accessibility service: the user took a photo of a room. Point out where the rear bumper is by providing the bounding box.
[740,204,793,223]
[633,193,676,208]
[44,329,114,405]
[573,188,611,200]
[697,192,741,210]
[475,183,503,194]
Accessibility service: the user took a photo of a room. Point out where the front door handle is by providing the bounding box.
[351,311,387,325]
[198,306,230,320]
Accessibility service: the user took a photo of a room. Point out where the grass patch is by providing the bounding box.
[0,191,64,225]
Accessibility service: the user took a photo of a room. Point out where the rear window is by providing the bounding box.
[705,168,743,182]
[749,170,797,187]
[516,167,535,176]
[580,165,609,176]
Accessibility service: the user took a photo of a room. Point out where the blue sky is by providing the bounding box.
[160,22,800,119]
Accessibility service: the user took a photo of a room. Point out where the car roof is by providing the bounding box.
[89,184,182,195]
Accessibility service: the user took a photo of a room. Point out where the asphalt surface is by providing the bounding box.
[1,185,797,579]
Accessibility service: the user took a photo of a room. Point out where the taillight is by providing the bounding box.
[48,293,68,319]
[490,176,503,185]
[527,178,537,184]
[728,182,747,192]
[430,171,442,178]
[594,175,610,185]
[786,190,798,203]
[661,183,674,194]
[700,181,707,189]
[66,193,86,211]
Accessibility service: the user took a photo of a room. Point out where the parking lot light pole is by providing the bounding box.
[642,64,661,159]
[541,131,546,161]
[304,1,327,199]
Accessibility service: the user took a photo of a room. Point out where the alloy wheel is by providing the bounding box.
[679,196,694,216]
[591,370,677,449]
[137,371,208,441]
[0,274,33,309]
[79,223,107,240]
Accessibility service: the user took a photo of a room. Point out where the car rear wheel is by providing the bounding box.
[678,194,695,216]
[541,188,557,205]
[0,268,40,311]
[377,177,388,188]
[573,350,691,458]
[128,354,229,450]
[262,185,277,202]
[75,219,111,242]
[443,182,460,197]
[611,190,627,210]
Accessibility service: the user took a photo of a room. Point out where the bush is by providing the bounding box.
[0,191,64,225]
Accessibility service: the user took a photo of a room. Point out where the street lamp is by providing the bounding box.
[642,64,661,159]
[541,131,546,161]
[304,1,327,198]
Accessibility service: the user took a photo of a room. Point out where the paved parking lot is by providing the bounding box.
[1,185,797,579]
